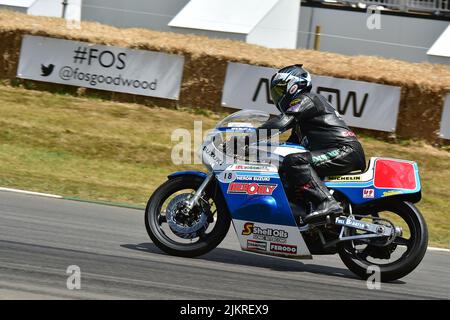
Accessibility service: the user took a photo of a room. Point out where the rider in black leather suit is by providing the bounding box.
[260,65,366,223]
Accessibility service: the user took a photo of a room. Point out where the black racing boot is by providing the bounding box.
[300,171,343,224]
[304,196,342,224]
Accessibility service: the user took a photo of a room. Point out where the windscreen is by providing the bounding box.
[214,109,271,130]
[200,110,278,169]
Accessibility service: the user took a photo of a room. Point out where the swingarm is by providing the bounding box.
[320,215,403,248]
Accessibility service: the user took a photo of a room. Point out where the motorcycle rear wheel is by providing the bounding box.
[338,201,428,282]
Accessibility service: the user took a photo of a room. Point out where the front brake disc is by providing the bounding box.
[165,193,209,239]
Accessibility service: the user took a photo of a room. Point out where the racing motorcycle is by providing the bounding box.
[145,110,428,282]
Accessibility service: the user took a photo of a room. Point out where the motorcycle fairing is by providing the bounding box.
[325,157,421,205]
[215,164,311,258]
[232,219,311,259]
[218,168,293,225]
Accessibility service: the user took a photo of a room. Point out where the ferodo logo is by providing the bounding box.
[241,223,288,238]
[228,182,277,195]
[270,243,297,254]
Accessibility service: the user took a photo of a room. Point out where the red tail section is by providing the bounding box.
[374,159,417,190]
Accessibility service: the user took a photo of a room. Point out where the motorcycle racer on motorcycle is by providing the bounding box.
[259,64,366,224]
[146,68,428,281]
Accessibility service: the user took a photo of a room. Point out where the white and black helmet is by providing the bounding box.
[270,64,312,113]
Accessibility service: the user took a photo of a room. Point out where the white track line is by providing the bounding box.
[0,187,449,252]
[427,247,450,253]
[0,187,62,199]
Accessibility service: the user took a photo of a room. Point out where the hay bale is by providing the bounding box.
[0,10,449,142]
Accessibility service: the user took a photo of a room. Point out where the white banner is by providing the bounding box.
[17,35,184,100]
[222,62,401,132]
[440,93,450,140]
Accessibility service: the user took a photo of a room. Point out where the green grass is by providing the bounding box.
[0,85,218,204]
[0,85,449,247]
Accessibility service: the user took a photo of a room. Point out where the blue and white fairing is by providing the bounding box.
[216,163,311,259]
[324,157,421,205]
[200,110,311,258]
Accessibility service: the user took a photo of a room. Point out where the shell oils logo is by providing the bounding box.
[241,223,289,239]
[227,182,277,195]
[242,222,254,236]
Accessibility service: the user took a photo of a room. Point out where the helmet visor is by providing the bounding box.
[270,83,286,108]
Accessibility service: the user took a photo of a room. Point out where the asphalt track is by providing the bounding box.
[0,191,448,300]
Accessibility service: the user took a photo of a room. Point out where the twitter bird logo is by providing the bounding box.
[41,64,55,77]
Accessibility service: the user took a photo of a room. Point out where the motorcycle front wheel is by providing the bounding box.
[338,201,428,282]
[145,175,231,258]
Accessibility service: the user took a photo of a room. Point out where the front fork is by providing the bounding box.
[185,172,214,210]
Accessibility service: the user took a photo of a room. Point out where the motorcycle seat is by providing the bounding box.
[325,158,377,182]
